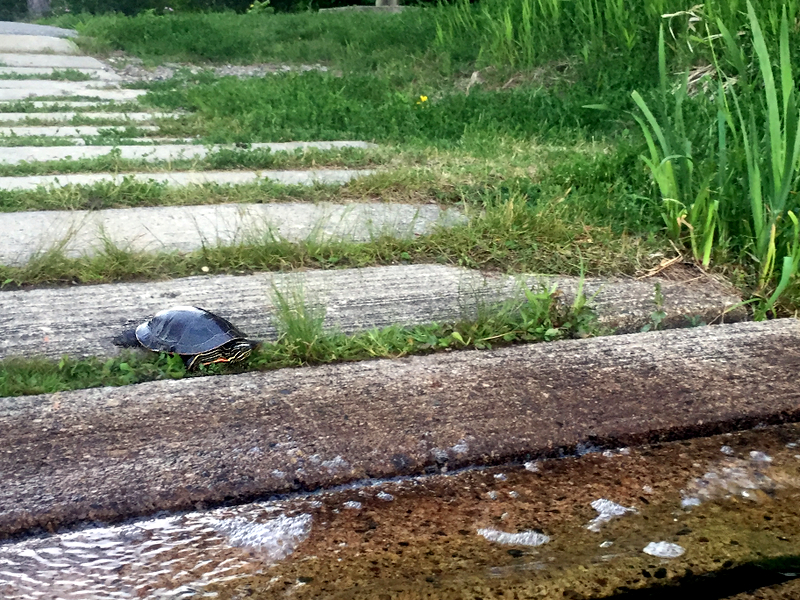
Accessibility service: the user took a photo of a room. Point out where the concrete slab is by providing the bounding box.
[0,167,373,190]
[0,318,796,537]
[0,265,745,360]
[0,53,108,70]
[0,22,77,38]
[0,201,460,266]
[0,87,145,101]
[0,80,121,94]
[0,125,159,136]
[0,140,376,164]
[0,34,79,55]
[0,111,181,123]
[0,66,121,81]
[0,100,121,109]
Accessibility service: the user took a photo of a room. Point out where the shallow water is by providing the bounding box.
[2,423,800,599]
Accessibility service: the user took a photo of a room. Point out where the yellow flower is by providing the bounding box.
[420,95,428,102]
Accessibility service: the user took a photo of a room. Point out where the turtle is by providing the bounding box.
[113,306,260,369]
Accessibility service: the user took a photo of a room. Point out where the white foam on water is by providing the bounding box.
[0,505,311,600]
[477,529,550,547]
[586,499,637,532]
[679,451,779,507]
[643,541,685,558]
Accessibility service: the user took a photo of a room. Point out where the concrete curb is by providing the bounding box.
[0,318,796,537]
[0,167,374,191]
[0,264,745,360]
[0,23,77,38]
[0,34,79,54]
[0,140,376,164]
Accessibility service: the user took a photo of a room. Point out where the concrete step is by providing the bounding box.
[0,137,200,146]
[0,23,76,39]
[0,167,373,190]
[0,34,79,55]
[0,53,109,70]
[0,201,460,266]
[0,111,181,123]
[0,100,130,110]
[0,318,796,538]
[0,87,145,101]
[0,264,744,360]
[0,140,375,164]
[0,66,122,81]
[0,125,159,137]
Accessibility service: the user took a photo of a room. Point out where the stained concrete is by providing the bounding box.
[0,34,79,54]
[0,53,109,70]
[0,111,180,122]
[0,201,458,266]
[0,264,745,360]
[0,318,798,538]
[0,125,159,136]
[0,140,375,164]
[0,167,374,191]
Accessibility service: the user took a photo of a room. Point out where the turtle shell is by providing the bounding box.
[135,306,247,356]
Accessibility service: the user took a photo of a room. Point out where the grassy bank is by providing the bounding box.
[30,1,800,315]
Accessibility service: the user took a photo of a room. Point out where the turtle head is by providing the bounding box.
[226,339,261,363]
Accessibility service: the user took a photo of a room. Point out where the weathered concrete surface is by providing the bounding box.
[0,53,108,70]
[0,66,121,80]
[0,124,158,136]
[0,34,78,54]
[0,111,180,122]
[0,140,375,164]
[0,167,374,190]
[0,265,745,360]
[0,319,798,538]
[3,417,800,598]
[0,22,76,38]
[0,202,459,266]
[0,87,144,101]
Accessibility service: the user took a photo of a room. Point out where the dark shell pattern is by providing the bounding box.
[136,306,247,355]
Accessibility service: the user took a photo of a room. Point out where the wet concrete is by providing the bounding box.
[205,423,800,600]
[2,422,800,599]
[0,319,799,541]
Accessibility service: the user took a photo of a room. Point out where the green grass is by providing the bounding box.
[0,282,597,398]
[27,1,800,318]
